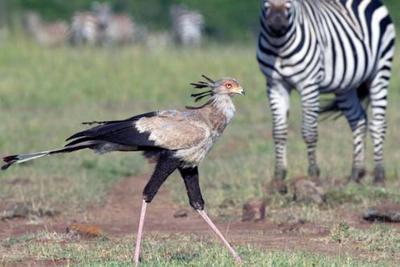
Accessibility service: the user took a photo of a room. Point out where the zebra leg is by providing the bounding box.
[268,82,291,183]
[369,74,389,185]
[350,120,367,182]
[336,91,367,183]
[300,86,320,178]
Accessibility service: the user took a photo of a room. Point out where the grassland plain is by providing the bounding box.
[0,37,400,266]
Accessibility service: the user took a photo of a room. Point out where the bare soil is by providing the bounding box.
[0,175,396,263]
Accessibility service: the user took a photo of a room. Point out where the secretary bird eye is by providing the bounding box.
[1,75,245,265]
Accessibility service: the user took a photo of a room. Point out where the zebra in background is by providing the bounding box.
[70,11,99,46]
[257,0,395,188]
[170,4,205,46]
[22,12,69,47]
[92,2,136,46]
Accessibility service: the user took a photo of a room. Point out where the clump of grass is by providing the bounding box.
[331,222,351,244]
[329,222,400,262]
[0,231,391,266]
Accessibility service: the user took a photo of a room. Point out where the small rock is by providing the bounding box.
[242,199,266,222]
[363,203,400,223]
[38,208,60,218]
[66,223,104,238]
[1,202,32,220]
[173,209,189,218]
[0,202,60,221]
[292,177,326,204]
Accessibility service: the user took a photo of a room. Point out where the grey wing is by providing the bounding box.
[134,111,210,150]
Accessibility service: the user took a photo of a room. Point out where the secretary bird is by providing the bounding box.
[1,76,245,265]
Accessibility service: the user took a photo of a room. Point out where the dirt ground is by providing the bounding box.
[0,175,396,264]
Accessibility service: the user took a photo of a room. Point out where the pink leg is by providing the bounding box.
[197,210,242,264]
[134,200,147,266]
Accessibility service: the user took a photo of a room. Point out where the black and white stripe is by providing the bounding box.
[70,11,99,46]
[170,4,205,46]
[92,2,136,46]
[257,0,395,184]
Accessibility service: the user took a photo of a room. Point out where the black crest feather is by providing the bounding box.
[187,75,216,109]
[201,74,215,83]
[190,82,209,89]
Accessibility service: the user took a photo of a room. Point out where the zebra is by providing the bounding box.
[69,11,99,46]
[257,0,395,187]
[170,4,205,46]
[92,2,136,46]
[22,11,69,47]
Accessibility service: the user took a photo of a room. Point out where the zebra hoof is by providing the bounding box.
[268,179,288,195]
[266,169,288,194]
[308,165,320,178]
[274,169,287,180]
[373,166,385,186]
[349,167,366,183]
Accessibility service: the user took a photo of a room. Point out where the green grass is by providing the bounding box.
[0,232,391,266]
[0,37,268,210]
[328,222,400,263]
[1,37,400,265]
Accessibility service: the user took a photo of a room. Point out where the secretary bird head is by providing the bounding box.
[187,75,244,110]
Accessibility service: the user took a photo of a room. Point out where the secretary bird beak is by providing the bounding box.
[234,87,245,96]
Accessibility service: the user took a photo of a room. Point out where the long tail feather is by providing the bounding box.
[2,151,50,170]
[1,144,94,171]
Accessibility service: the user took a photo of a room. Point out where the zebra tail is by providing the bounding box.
[320,83,370,121]
[319,96,342,120]
[1,144,94,171]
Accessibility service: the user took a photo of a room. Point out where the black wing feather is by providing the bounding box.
[81,112,157,126]
[67,112,157,141]
[65,112,158,148]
